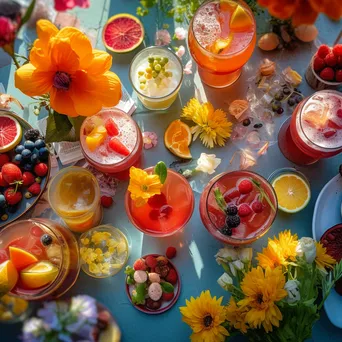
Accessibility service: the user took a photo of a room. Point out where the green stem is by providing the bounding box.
[12,55,20,69]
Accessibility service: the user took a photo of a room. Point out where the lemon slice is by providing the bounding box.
[230,5,253,31]
[0,260,18,296]
[209,34,233,54]
[20,261,58,289]
[272,174,311,213]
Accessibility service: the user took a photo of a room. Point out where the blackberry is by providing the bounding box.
[226,215,240,228]
[24,129,41,142]
[41,234,53,246]
[221,226,232,236]
[225,204,238,216]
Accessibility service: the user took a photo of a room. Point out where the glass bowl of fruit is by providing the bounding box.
[199,170,278,245]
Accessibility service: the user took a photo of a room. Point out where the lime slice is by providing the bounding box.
[20,261,58,289]
[272,174,311,213]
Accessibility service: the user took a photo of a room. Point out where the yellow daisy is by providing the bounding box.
[238,266,287,333]
[179,290,229,342]
[128,167,163,207]
[315,241,336,274]
[181,98,232,148]
[225,297,248,333]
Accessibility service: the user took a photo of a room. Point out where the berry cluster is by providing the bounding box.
[271,85,304,115]
[313,44,342,82]
[147,193,173,221]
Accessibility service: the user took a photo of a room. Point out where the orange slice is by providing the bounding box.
[164,120,192,159]
[9,247,38,271]
[220,0,238,11]
[230,5,253,31]
[209,34,233,54]
[20,261,58,289]
[0,260,18,296]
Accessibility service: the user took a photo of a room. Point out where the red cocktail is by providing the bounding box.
[80,108,143,180]
[278,90,342,165]
[0,219,80,300]
[199,170,277,245]
[125,168,194,237]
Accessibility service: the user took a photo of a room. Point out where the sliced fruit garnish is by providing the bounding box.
[0,260,18,296]
[20,261,58,289]
[209,34,233,54]
[220,0,238,11]
[86,125,107,152]
[102,13,144,53]
[0,115,23,153]
[105,118,119,136]
[164,119,192,159]
[272,174,310,213]
[9,246,38,271]
[302,104,329,129]
[230,5,253,31]
[109,137,130,156]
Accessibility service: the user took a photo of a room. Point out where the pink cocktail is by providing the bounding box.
[80,108,143,179]
[199,171,277,245]
[278,90,342,165]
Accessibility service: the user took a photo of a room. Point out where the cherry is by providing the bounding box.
[252,201,263,213]
[148,193,167,209]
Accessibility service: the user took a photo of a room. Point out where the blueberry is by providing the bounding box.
[21,149,32,159]
[277,107,284,114]
[41,234,53,246]
[0,195,5,208]
[24,140,35,151]
[288,98,296,106]
[30,153,38,164]
[14,154,23,165]
[295,95,302,104]
[38,147,49,161]
[15,145,25,154]
[242,118,251,127]
[272,101,281,112]
[226,215,241,228]
[34,139,46,150]
[24,163,33,171]
[254,123,263,129]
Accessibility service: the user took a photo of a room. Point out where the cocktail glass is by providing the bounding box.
[0,219,80,300]
[188,0,256,88]
[80,108,143,180]
[129,46,183,110]
[278,90,342,165]
[125,167,194,237]
[48,166,102,232]
[199,170,278,245]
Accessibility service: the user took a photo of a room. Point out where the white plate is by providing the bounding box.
[312,173,342,329]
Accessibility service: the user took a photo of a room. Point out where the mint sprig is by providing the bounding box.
[213,188,227,213]
[251,179,276,213]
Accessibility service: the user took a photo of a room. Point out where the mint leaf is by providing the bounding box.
[154,161,168,184]
[251,178,276,213]
[213,188,227,213]
[160,281,174,293]
[124,266,135,277]
[69,116,86,141]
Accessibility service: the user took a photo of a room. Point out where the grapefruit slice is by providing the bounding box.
[9,246,38,271]
[0,115,22,153]
[102,14,144,53]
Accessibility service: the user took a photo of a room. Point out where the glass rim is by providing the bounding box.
[204,170,278,242]
[190,0,256,59]
[298,89,342,151]
[129,46,184,100]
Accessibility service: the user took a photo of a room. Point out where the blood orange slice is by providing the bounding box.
[0,115,22,153]
[102,14,144,53]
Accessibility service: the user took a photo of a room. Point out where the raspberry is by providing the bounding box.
[320,67,335,81]
[238,204,252,217]
[0,154,10,169]
[337,56,342,68]
[335,70,342,82]
[225,204,238,216]
[133,258,147,271]
[226,215,240,228]
[324,52,337,67]
[149,209,160,220]
[147,193,167,209]
[22,172,35,187]
[252,201,263,213]
[162,292,174,301]
[313,56,325,72]
[101,195,113,208]
[165,268,178,284]
[238,179,253,194]
[145,255,157,268]
[34,163,48,177]
[28,182,41,196]
[166,246,177,259]
[317,45,331,59]
[332,44,342,57]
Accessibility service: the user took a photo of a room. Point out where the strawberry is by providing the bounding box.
[4,188,22,205]
[0,154,10,169]
[34,163,48,177]
[2,163,22,184]
[335,70,342,82]
[166,246,177,259]
[108,138,130,156]
[238,203,252,217]
[105,118,119,136]
[252,201,263,213]
[332,44,342,57]
[0,173,8,187]
[133,258,147,271]
[317,45,331,59]
[22,172,35,187]
[28,183,41,196]
[313,56,325,72]
[147,193,167,209]
[101,195,113,208]
[324,52,337,67]
[320,67,335,81]
[145,255,158,268]
[165,268,178,285]
[238,179,253,194]
[162,292,174,301]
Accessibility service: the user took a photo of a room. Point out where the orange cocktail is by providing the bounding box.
[188,0,256,87]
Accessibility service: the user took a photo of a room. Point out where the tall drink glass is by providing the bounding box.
[188,0,256,88]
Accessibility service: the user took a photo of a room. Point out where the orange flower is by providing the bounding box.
[257,0,342,26]
[15,20,122,117]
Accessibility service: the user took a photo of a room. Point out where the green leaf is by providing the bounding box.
[124,266,135,277]
[45,112,73,143]
[126,277,135,285]
[160,281,174,293]
[19,0,36,29]
[213,188,227,213]
[132,283,147,305]
[69,116,86,141]
[154,161,168,184]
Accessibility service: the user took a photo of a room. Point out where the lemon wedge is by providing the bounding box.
[230,5,253,31]
[209,35,234,54]
[0,260,18,296]
[20,261,58,289]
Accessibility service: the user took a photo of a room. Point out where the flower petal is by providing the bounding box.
[86,50,112,74]
[29,47,53,71]
[50,87,78,117]
[50,38,80,73]
[36,19,59,46]
[15,64,53,97]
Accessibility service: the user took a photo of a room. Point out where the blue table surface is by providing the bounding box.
[1,1,342,341]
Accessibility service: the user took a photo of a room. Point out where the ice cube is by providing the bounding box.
[46,244,62,265]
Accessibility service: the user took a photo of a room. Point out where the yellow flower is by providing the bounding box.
[128,167,163,207]
[239,266,287,333]
[225,297,248,334]
[15,20,122,117]
[181,98,232,148]
[315,242,336,274]
[91,231,111,245]
[179,290,229,342]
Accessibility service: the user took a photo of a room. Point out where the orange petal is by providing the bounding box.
[50,38,80,73]
[310,0,342,21]
[34,20,59,53]
[86,50,112,74]
[50,87,78,117]
[268,0,296,19]
[29,47,53,71]
[291,2,318,25]
[15,63,53,97]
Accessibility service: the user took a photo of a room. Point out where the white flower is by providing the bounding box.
[296,237,317,264]
[70,295,98,325]
[183,60,192,74]
[238,248,253,263]
[217,273,233,290]
[284,280,301,304]
[174,27,187,40]
[182,169,193,178]
[229,260,244,277]
[22,318,48,341]
[176,45,185,58]
[195,153,221,175]
[215,247,238,264]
